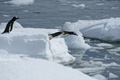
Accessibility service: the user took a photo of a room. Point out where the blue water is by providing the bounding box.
[0,0,120,28]
[0,0,120,80]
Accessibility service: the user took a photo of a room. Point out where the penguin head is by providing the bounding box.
[13,16,20,20]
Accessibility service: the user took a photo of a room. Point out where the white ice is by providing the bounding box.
[109,73,119,79]
[0,21,97,80]
[0,21,91,64]
[63,17,120,42]
[95,43,113,48]
[72,4,85,9]
[4,0,34,5]
[0,52,97,80]
[92,74,107,80]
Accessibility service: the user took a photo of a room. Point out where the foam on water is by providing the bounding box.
[72,4,85,9]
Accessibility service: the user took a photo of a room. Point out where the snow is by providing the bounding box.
[63,17,120,42]
[0,22,97,80]
[0,52,97,80]
[4,0,34,5]
[0,21,76,64]
[0,28,75,64]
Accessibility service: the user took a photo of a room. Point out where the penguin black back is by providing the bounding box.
[48,31,78,40]
[48,32,63,37]
[2,16,19,34]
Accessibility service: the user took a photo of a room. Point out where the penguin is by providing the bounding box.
[48,31,78,40]
[2,16,20,34]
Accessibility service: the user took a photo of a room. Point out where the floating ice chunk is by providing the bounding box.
[3,15,10,17]
[111,7,118,10]
[78,67,105,74]
[108,47,120,52]
[102,62,120,67]
[96,3,104,6]
[63,17,120,42]
[108,52,120,56]
[91,46,105,50]
[109,73,119,79]
[4,0,34,6]
[92,74,107,80]
[72,4,85,9]
[95,43,113,48]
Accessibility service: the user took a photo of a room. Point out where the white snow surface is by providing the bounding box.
[63,17,120,42]
[0,22,97,80]
[4,0,34,5]
[0,21,90,64]
[0,52,97,80]
[0,28,75,64]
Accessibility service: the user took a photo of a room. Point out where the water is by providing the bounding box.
[0,0,120,80]
[70,39,120,80]
[1,0,120,28]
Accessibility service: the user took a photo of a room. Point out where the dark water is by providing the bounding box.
[0,0,120,80]
[70,39,120,80]
[0,0,120,28]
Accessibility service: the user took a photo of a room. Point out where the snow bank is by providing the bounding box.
[0,22,76,64]
[4,0,34,5]
[0,28,75,64]
[0,52,97,80]
[62,22,90,49]
[63,17,120,42]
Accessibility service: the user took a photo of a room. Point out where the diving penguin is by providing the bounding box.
[48,31,78,40]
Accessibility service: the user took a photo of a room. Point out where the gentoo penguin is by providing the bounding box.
[2,16,19,34]
[48,31,78,40]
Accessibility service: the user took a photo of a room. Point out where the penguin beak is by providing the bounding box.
[76,34,78,36]
[16,17,20,19]
[49,37,52,40]
[74,33,78,36]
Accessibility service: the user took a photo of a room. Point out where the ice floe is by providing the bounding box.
[4,0,34,5]
[63,17,120,42]
[72,4,85,9]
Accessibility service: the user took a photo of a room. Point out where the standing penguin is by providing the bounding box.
[2,16,20,34]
